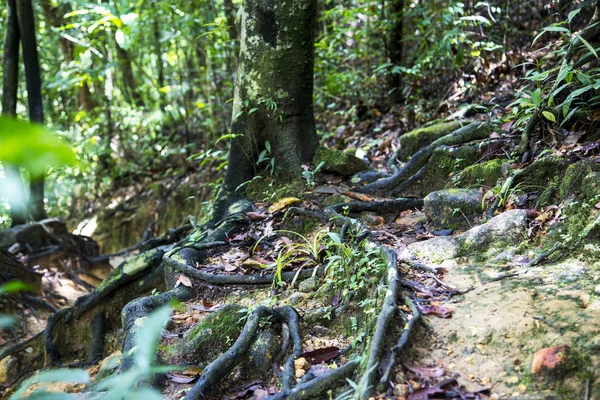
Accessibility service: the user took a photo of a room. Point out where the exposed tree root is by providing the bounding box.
[266,358,359,400]
[355,122,490,194]
[378,295,422,390]
[163,256,320,285]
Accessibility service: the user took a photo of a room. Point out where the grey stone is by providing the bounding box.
[313,147,370,177]
[245,331,281,376]
[424,189,484,230]
[298,276,318,293]
[303,307,335,326]
[409,209,528,263]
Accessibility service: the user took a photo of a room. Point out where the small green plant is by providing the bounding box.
[256,141,275,177]
[301,161,325,187]
[253,229,331,286]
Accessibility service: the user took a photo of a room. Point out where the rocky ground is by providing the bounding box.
[3,117,600,399]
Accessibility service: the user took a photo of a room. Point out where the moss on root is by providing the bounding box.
[398,120,472,161]
[448,159,505,189]
[180,304,247,363]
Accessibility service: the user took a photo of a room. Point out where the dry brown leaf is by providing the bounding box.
[175,274,193,288]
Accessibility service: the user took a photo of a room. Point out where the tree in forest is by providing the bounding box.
[214,0,319,219]
[1,0,47,223]
[388,0,404,103]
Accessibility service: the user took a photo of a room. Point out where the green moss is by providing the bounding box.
[560,161,600,200]
[180,304,247,363]
[448,159,504,188]
[398,120,471,161]
[515,157,567,190]
[582,172,600,201]
[312,146,370,176]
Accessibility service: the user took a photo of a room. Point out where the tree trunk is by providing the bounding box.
[116,44,144,108]
[39,0,94,113]
[16,0,47,222]
[2,0,29,226]
[220,0,319,202]
[389,0,404,103]
[150,0,165,110]
[223,0,239,44]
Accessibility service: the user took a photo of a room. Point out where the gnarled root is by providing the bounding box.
[356,122,490,194]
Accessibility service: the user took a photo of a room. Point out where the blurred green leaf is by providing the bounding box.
[10,369,90,400]
[0,117,75,178]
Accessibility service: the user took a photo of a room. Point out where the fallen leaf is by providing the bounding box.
[299,346,340,364]
[202,299,213,308]
[268,197,301,214]
[166,372,196,384]
[246,211,268,221]
[419,304,452,318]
[175,274,193,288]
[189,303,218,312]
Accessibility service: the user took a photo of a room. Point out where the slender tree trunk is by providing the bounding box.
[216,0,319,217]
[39,0,94,112]
[223,0,239,44]
[116,44,144,108]
[2,0,29,226]
[16,0,47,222]
[151,0,165,109]
[389,0,404,103]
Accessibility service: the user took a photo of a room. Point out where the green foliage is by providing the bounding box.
[0,117,75,178]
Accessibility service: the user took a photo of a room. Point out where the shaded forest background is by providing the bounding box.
[0,0,584,229]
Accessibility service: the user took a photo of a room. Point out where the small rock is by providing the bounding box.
[287,292,309,305]
[506,376,519,384]
[530,345,571,377]
[424,189,484,230]
[311,325,334,337]
[95,351,122,381]
[303,307,335,326]
[393,383,410,397]
[594,285,600,295]
[313,147,370,177]
[0,356,18,384]
[298,276,318,293]
[246,331,281,376]
[294,357,310,379]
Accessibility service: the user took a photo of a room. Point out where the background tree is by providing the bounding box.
[16,0,47,221]
[1,0,28,226]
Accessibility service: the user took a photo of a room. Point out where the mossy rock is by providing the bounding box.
[559,160,600,200]
[447,159,504,189]
[397,120,471,161]
[514,157,568,190]
[409,209,528,263]
[180,304,247,363]
[582,172,600,202]
[243,331,281,377]
[313,147,370,176]
[424,189,484,230]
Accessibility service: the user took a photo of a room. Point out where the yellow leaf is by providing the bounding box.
[542,111,556,123]
[268,197,301,214]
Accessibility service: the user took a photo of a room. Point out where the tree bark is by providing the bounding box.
[16,0,47,222]
[220,0,319,201]
[151,0,165,110]
[2,0,29,226]
[39,0,95,113]
[389,0,404,103]
[116,44,144,108]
